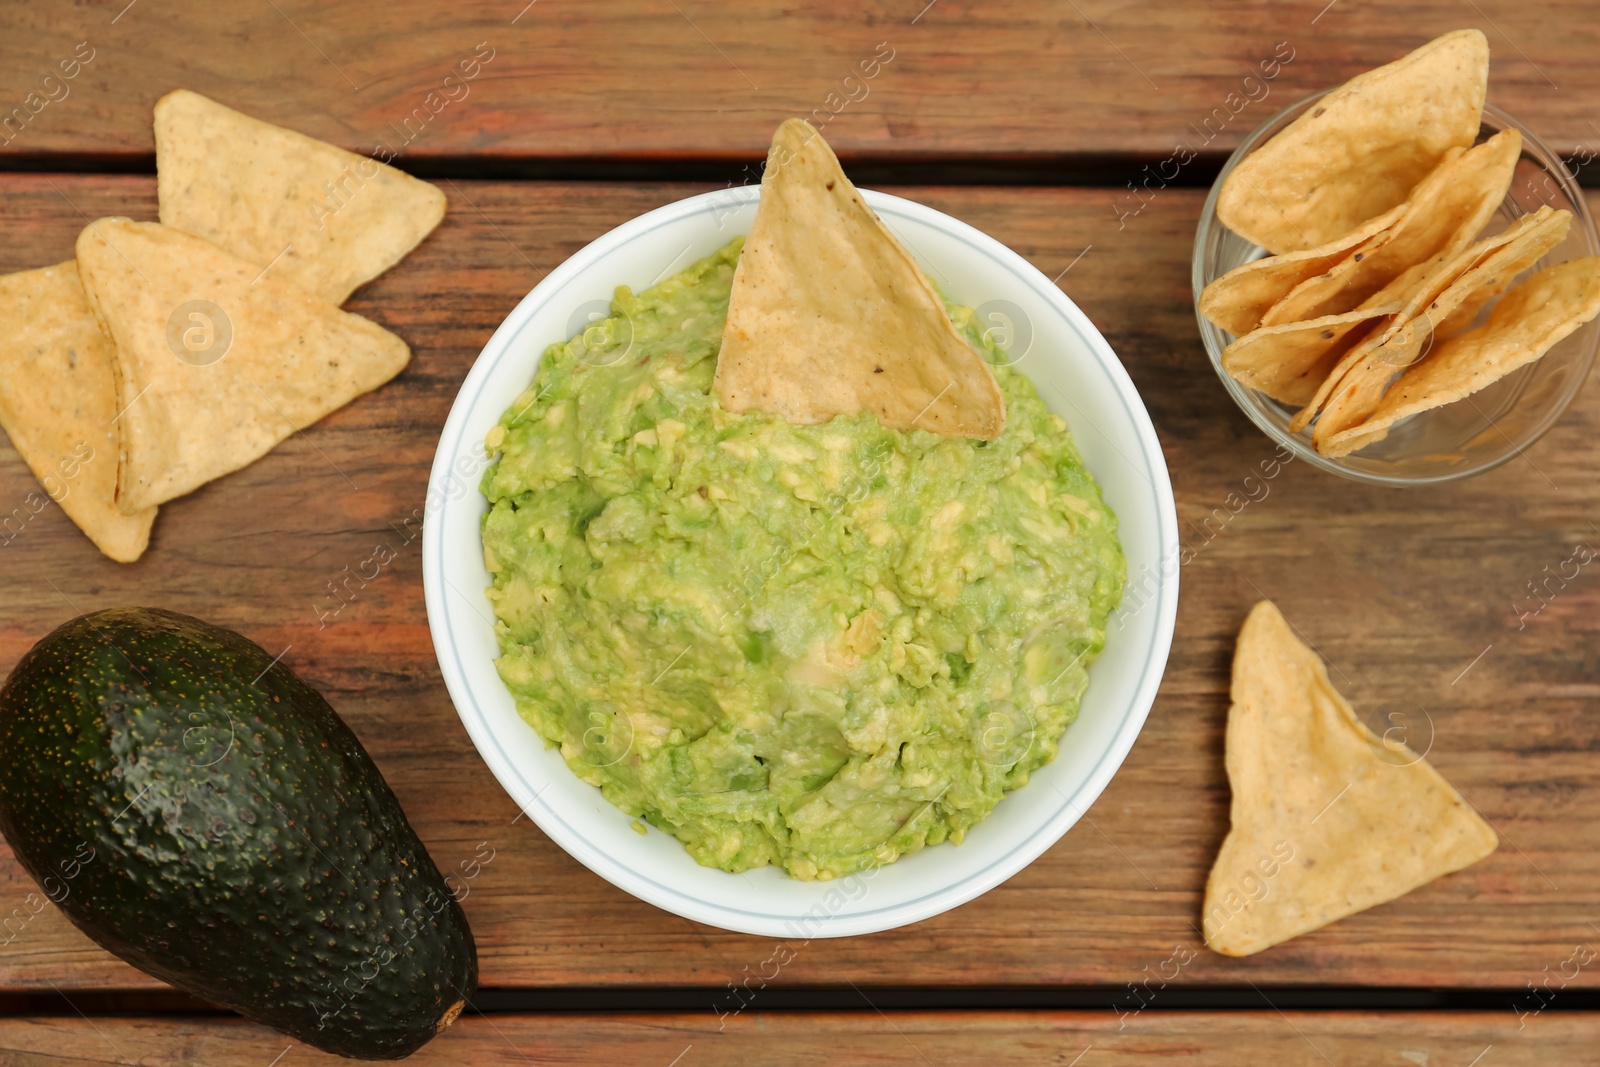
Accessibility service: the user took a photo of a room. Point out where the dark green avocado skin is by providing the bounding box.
[0,608,477,1059]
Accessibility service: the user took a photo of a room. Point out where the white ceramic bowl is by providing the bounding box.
[423,186,1179,937]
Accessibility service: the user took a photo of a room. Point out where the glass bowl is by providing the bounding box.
[1193,95,1600,485]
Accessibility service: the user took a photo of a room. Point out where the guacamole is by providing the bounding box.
[480,238,1125,880]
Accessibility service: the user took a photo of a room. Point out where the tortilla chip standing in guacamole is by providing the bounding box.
[715,119,1005,440]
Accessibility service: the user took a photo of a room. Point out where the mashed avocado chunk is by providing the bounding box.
[481,238,1125,880]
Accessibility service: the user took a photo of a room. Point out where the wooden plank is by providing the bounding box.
[1,176,1598,993]
[0,1010,1594,1065]
[2,1,1599,163]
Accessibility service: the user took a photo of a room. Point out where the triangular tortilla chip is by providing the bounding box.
[155,90,446,305]
[714,119,1005,439]
[1217,30,1488,254]
[0,262,157,562]
[1203,601,1496,957]
[1259,130,1521,327]
[1322,257,1600,457]
[1308,207,1569,448]
[1199,204,1405,337]
[1221,304,1396,406]
[75,219,410,511]
[1254,200,1422,329]
[1429,206,1565,340]
[1291,205,1566,436]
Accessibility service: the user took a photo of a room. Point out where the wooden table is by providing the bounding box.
[3,2,1598,1063]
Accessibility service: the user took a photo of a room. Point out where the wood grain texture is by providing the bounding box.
[1,1,1598,163]
[0,1010,1594,1065]
[0,176,1598,995]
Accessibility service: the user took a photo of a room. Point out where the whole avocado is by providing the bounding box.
[0,608,476,1059]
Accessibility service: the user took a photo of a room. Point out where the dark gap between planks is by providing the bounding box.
[0,986,1595,1017]
[8,150,1600,187]
[0,150,1228,186]
[9,151,1597,187]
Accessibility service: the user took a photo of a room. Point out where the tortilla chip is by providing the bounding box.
[1260,131,1521,327]
[1291,206,1566,436]
[1199,205,1405,337]
[714,119,1005,439]
[1309,207,1570,448]
[1358,257,1434,312]
[1429,207,1563,340]
[1322,257,1600,457]
[155,90,446,305]
[1217,30,1488,254]
[1203,601,1496,957]
[1255,203,1421,330]
[75,219,411,511]
[0,262,157,561]
[1222,305,1396,406]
